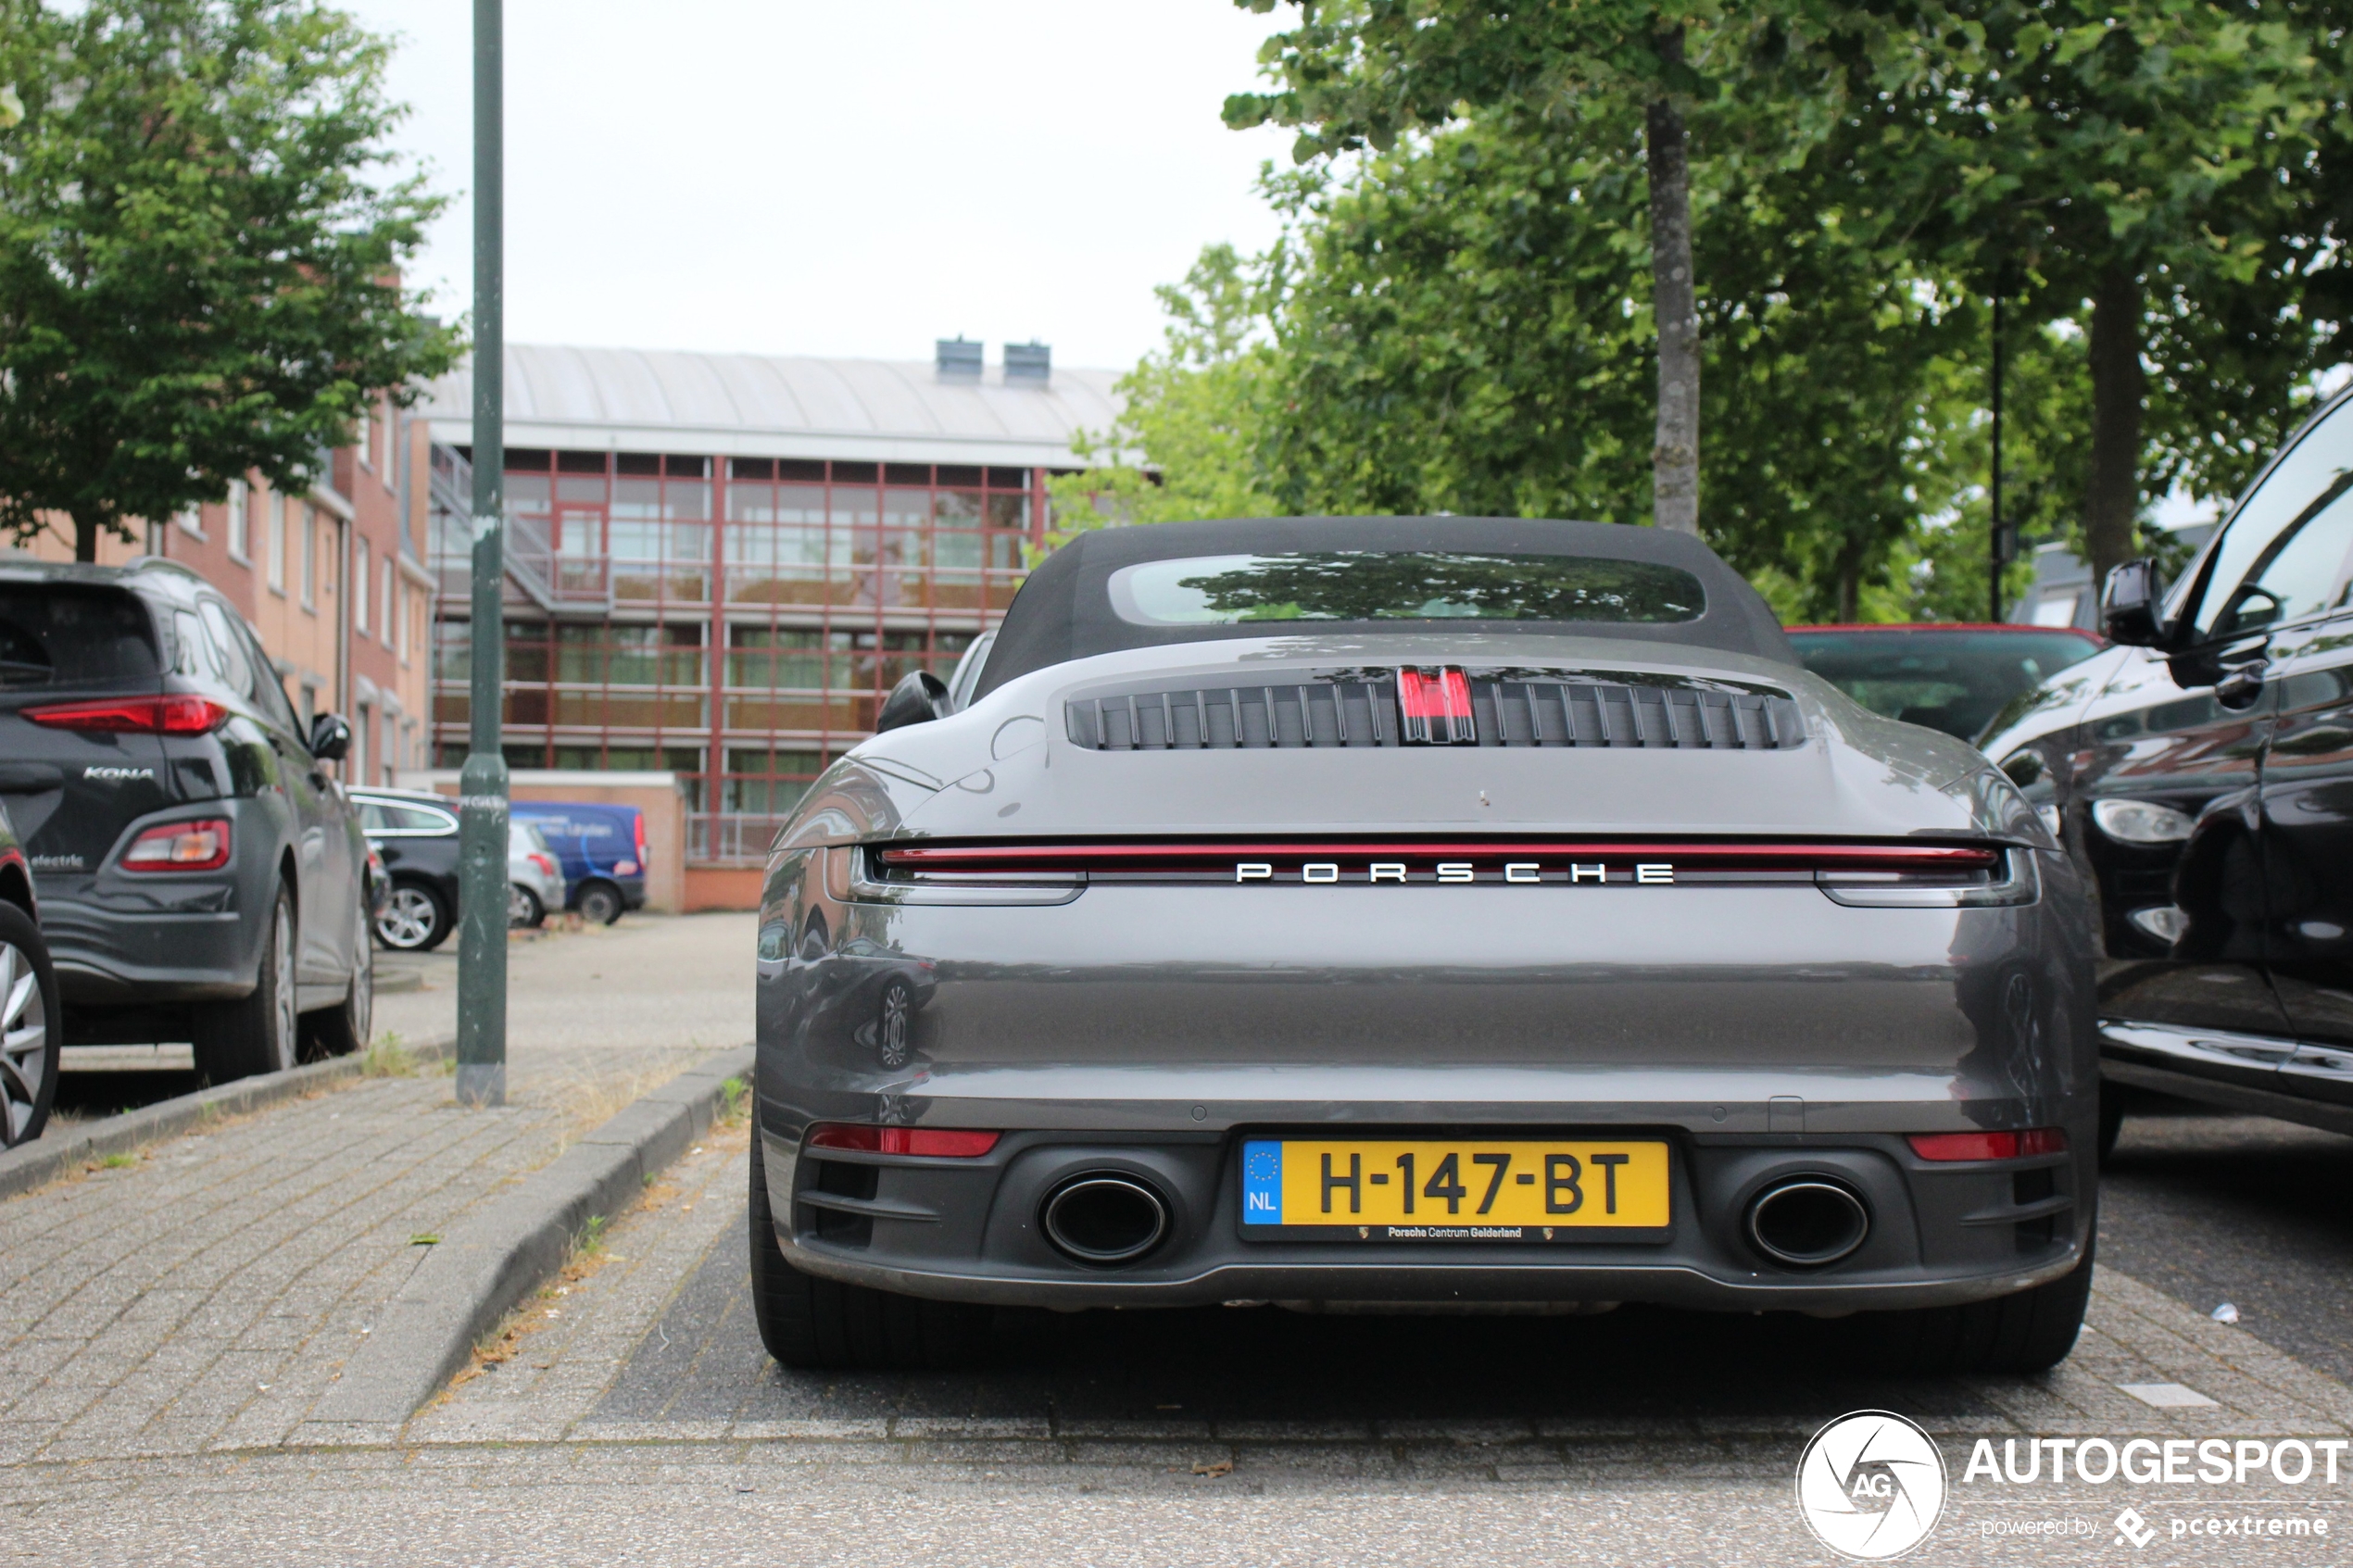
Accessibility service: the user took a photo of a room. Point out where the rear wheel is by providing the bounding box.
[509,883,544,929]
[748,1127,988,1370]
[1861,1235,2095,1374]
[194,889,296,1083]
[0,901,61,1148]
[301,898,372,1060]
[576,880,623,926]
[376,882,449,952]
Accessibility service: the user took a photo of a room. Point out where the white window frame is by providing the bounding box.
[225,482,249,563]
[267,492,287,594]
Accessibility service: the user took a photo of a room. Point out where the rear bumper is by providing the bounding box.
[46,897,252,1003]
[757,865,2099,1312]
[757,1110,2095,1314]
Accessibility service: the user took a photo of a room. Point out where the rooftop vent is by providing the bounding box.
[1004,341,1051,384]
[936,337,982,382]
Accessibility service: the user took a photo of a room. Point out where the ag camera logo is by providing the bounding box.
[1796,1411,1947,1560]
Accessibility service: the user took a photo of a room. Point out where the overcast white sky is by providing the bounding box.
[340,0,1293,373]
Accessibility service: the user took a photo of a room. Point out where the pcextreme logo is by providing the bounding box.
[1795,1411,1948,1561]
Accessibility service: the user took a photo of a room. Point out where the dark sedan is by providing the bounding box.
[1982,386,2353,1154]
[351,787,459,950]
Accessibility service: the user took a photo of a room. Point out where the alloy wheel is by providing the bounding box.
[377,886,439,949]
[268,904,296,1073]
[0,940,48,1144]
[347,900,373,1044]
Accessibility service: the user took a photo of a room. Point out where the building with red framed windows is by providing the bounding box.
[414,340,1121,906]
[6,400,435,790]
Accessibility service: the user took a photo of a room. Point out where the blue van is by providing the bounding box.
[508,802,647,925]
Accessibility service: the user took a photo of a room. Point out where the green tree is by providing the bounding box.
[0,0,461,560]
[1808,0,2345,586]
[1225,1,1732,535]
[1046,244,1285,541]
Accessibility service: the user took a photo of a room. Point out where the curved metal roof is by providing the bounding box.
[420,345,1126,469]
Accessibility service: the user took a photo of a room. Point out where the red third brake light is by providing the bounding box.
[1397,666,1476,745]
[805,1123,1002,1158]
[120,819,232,872]
[25,695,229,735]
[1907,1128,2068,1161]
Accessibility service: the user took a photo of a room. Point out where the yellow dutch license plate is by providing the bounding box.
[1239,1138,1671,1242]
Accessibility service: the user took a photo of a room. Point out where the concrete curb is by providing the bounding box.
[307,1044,755,1434]
[0,1033,456,1203]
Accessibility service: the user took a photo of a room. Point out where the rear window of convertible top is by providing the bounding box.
[1106,552,1707,627]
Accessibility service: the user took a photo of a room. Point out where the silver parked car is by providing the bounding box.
[509,822,561,930]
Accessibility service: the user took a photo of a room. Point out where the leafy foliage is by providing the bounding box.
[1069,0,2353,624]
[0,0,462,558]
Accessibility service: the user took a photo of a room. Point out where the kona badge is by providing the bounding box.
[82,766,156,783]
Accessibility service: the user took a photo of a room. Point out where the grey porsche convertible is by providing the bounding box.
[750,518,2097,1373]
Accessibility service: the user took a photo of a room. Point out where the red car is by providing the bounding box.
[1786,623,2106,745]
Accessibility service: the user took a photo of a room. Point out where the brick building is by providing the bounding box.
[6,395,436,787]
[415,341,1120,909]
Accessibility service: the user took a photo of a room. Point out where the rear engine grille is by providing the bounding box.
[1064,670,1803,752]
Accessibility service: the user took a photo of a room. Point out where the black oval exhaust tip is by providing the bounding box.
[1042,1175,1170,1264]
[1745,1178,1869,1267]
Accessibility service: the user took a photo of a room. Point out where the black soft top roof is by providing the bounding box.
[974,516,1796,697]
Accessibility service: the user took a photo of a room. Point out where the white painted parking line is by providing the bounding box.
[2119,1381,2221,1408]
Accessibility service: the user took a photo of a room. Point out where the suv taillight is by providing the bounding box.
[120,819,232,872]
[26,695,228,734]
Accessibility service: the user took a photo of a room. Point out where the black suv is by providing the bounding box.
[1982,386,2353,1152]
[0,559,371,1082]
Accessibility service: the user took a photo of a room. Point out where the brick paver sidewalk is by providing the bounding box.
[0,913,752,1465]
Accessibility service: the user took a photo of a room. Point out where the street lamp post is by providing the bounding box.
[456,0,507,1107]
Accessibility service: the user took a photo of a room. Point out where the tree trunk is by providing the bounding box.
[1645,25,1700,535]
[2084,266,2145,592]
[71,511,101,563]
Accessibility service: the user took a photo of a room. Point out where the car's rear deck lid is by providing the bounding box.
[1063,667,1804,752]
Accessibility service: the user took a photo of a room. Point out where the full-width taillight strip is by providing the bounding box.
[878,841,1999,873]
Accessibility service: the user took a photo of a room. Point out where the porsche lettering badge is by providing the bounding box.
[1235,860,1675,884]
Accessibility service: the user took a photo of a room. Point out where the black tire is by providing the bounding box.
[376,880,450,952]
[301,897,373,1060]
[748,1128,988,1370]
[194,887,297,1083]
[2097,1081,2127,1165]
[576,880,623,926]
[1860,1233,2095,1374]
[508,883,545,930]
[0,899,61,1148]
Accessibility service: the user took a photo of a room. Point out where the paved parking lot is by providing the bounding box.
[10,918,2353,1564]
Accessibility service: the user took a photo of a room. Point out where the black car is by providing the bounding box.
[1789,623,2106,743]
[0,801,60,1146]
[1981,387,2353,1151]
[0,559,371,1083]
[350,786,459,951]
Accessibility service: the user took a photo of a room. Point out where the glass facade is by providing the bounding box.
[432,451,1039,864]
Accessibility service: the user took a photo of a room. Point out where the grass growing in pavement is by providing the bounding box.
[360,1032,418,1078]
[716,1075,748,1126]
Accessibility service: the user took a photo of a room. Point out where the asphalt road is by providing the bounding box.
[2098,1087,2353,1386]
